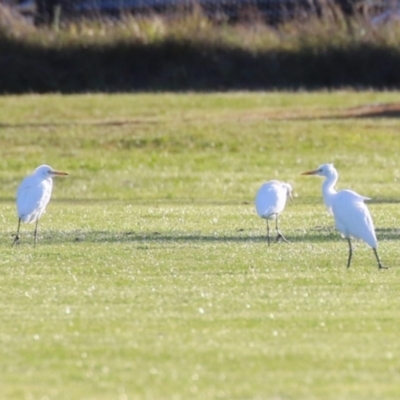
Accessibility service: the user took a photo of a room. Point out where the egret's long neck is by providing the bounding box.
[322,171,338,211]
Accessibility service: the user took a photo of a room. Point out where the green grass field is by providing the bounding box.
[1,92,400,399]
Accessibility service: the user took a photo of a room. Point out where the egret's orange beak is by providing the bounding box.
[301,169,318,176]
[51,170,69,176]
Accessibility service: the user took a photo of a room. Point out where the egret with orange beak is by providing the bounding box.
[13,165,69,247]
[301,163,386,269]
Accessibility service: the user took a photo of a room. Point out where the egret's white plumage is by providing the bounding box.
[13,165,68,246]
[301,163,386,269]
[255,180,293,245]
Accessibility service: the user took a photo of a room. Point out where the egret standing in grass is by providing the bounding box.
[255,180,293,245]
[13,165,69,247]
[301,163,386,269]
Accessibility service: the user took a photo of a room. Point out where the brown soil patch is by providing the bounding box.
[339,103,400,118]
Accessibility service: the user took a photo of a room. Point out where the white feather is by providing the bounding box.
[255,180,292,220]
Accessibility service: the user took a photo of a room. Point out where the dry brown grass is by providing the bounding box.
[0,3,34,37]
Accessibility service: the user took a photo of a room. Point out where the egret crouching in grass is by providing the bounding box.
[255,180,293,245]
[13,165,69,247]
[301,163,386,269]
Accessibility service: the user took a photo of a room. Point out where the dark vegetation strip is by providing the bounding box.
[1,6,400,92]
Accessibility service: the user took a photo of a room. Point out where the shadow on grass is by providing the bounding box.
[368,198,400,205]
[8,226,399,246]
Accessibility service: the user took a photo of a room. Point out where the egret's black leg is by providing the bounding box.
[373,248,388,269]
[346,238,353,268]
[275,216,289,244]
[33,219,39,248]
[12,218,21,247]
[266,220,270,246]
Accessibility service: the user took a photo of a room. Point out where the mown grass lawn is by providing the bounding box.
[1,92,400,399]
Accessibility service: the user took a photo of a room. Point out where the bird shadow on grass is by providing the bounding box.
[5,228,322,246]
[38,227,339,245]
[7,225,399,247]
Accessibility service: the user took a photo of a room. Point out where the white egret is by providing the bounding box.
[13,165,69,247]
[255,180,293,245]
[301,163,386,269]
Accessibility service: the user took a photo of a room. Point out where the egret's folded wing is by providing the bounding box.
[16,178,50,222]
